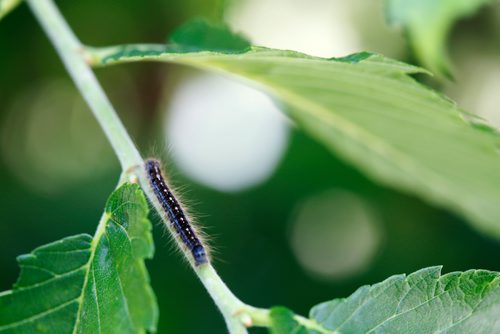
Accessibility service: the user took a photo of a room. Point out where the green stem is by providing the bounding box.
[25,2,326,333]
[26,1,253,333]
[27,0,142,171]
[197,265,249,333]
[245,306,334,334]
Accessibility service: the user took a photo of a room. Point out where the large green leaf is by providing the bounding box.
[385,0,496,76]
[0,183,158,333]
[89,24,500,239]
[270,267,500,333]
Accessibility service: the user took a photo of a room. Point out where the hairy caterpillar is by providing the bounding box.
[145,159,208,266]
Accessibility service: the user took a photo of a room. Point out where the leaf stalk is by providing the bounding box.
[25,1,323,333]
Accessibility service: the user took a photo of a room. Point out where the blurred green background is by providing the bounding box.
[1,0,500,333]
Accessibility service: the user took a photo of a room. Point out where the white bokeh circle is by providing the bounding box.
[166,74,290,192]
[290,190,382,280]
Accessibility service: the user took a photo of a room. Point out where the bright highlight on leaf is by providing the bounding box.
[89,20,500,240]
[270,267,500,333]
[0,0,22,21]
[0,183,158,334]
[385,0,496,76]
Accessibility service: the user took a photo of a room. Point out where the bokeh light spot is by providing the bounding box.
[166,74,290,192]
[227,0,362,57]
[1,80,116,194]
[290,190,382,281]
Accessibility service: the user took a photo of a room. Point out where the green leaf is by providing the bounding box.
[269,307,320,334]
[269,267,500,333]
[311,267,500,333]
[91,39,500,239]
[0,183,158,333]
[168,18,251,53]
[385,0,496,76]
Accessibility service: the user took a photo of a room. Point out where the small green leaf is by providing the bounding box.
[269,307,313,334]
[310,267,500,333]
[0,183,158,333]
[168,18,251,53]
[385,0,496,76]
[93,44,500,239]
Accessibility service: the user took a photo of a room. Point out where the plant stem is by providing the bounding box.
[26,1,253,333]
[196,264,249,333]
[27,0,142,171]
[25,2,327,333]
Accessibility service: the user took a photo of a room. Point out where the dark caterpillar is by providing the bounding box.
[145,159,208,266]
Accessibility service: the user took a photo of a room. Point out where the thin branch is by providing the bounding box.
[196,264,249,333]
[27,0,142,171]
[25,2,255,333]
[24,2,326,333]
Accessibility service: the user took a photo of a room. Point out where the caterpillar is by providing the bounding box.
[145,159,208,266]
